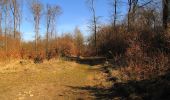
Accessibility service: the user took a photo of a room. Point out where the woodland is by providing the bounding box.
[0,0,169,100]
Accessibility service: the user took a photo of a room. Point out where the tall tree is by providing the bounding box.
[45,4,61,58]
[18,0,23,42]
[10,0,19,38]
[3,0,10,60]
[113,0,118,28]
[127,0,155,30]
[0,0,3,35]
[30,0,43,55]
[127,0,139,30]
[163,0,168,29]
[87,0,98,56]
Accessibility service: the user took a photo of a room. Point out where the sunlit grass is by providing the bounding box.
[0,59,108,99]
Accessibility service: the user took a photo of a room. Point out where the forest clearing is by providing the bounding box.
[0,59,109,100]
[0,0,170,100]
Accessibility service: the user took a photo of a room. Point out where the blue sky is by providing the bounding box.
[21,0,126,41]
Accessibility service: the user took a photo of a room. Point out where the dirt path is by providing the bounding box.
[0,60,109,100]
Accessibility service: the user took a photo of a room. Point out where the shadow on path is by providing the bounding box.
[68,72,170,100]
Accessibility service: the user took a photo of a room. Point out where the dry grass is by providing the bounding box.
[0,59,109,100]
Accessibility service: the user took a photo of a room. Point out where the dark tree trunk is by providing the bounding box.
[163,0,168,29]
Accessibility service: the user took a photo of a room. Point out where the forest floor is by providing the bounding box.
[0,59,112,100]
[0,59,169,100]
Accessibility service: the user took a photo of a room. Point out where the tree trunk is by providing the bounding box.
[113,0,117,28]
[91,0,97,56]
[163,0,168,29]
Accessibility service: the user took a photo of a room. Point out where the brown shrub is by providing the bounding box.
[55,35,77,57]
[119,53,169,81]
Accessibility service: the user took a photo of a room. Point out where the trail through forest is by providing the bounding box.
[0,59,110,100]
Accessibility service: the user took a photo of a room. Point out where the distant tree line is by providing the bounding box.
[0,0,169,65]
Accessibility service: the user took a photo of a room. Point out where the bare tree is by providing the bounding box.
[0,0,3,35]
[127,0,155,30]
[87,0,98,56]
[30,0,43,55]
[127,0,138,30]
[112,0,118,28]
[3,0,10,60]
[163,0,168,29]
[10,0,23,41]
[10,0,18,38]
[18,0,23,42]
[45,4,61,59]
[110,0,123,30]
